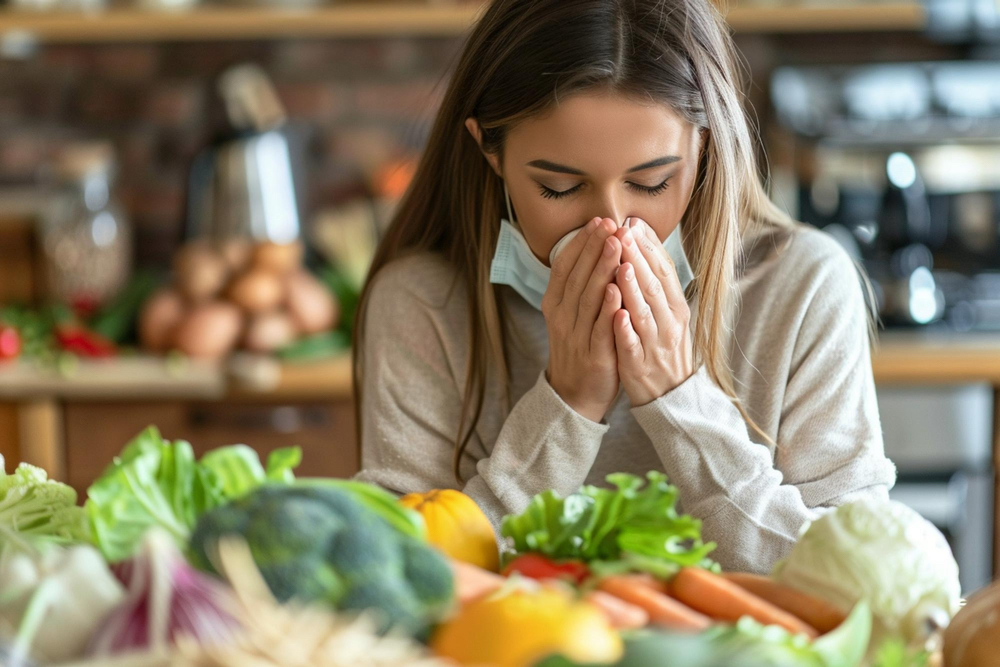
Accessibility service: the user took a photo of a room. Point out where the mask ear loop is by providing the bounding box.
[503,181,518,229]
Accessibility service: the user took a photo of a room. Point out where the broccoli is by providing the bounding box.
[324,515,402,577]
[399,537,453,615]
[258,559,345,603]
[245,495,346,564]
[187,501,250,571]
[338,577,424,634]
[189,483,455,638]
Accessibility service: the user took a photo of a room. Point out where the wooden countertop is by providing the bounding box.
[872,332,1000,385]
[1,332,1000,404]
[0,353,354,402]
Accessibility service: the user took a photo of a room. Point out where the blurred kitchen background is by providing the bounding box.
[1,0,999,592]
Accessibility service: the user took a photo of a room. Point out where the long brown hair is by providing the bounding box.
[353,0,795,482]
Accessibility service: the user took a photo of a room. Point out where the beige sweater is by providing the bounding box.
[354,223,897,573]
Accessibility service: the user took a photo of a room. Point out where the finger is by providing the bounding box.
[591,282,622,355]
[616,261,657,344]
[634,218,686,306]
[578,234,623,327]
[544,217,602,310]
[614,308,643,368]
[561,217,618,312]
[616,222,671,326]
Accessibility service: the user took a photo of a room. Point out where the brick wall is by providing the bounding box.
[0,30,948,269]
[0,38,462,267]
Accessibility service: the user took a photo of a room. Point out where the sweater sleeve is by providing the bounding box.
[629,237,897,573]
[352,259,609,528]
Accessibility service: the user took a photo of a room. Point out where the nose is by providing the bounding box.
[593,188,629,228]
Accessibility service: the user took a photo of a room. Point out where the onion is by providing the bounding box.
[252,241,304,275]
[227,268,285,314]
[285,271,339,335]
[138,289,186,353]
[174,243,230,303]
[244,311,298,353]
[88,529,241,657]
[172,302,244,360]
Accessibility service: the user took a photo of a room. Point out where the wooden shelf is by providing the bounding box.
[0,4,485,42]
[0,2,925,44]
[726,3,925,34]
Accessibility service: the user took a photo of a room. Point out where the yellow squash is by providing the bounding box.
[399,489,499,571]
[431,586,623,667]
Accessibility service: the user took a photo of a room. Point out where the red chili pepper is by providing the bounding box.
[502,553,591,585]
[55,325,116,358]
[0,326,20,361]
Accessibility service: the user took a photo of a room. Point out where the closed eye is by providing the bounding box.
[537,178,672,200]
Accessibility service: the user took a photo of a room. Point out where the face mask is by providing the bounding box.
[489,182,694,310]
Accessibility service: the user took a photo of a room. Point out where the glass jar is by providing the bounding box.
[40,143,132,313]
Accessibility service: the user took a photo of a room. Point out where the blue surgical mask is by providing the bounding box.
[489,182,694,310]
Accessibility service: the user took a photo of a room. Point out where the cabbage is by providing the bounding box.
[772,499,959,649]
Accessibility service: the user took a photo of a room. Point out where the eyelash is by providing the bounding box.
[538,179,672,200]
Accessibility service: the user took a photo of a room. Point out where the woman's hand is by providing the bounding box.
[542,217,624,422]
[609,218,694,406]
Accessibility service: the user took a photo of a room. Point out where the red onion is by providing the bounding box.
[88,529,241,656]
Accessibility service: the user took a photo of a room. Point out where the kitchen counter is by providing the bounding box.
[873,331,1000,385]
[1,332,997,404]
[0,353,354,401]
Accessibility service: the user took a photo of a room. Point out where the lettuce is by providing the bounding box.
[501,472,716,576]
[705,602,872,667]
[0,456,88,544]
[85,426,300,562]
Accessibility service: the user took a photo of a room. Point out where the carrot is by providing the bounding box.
[723,573,848,634]
[585,590,650,630]
[671,568,819,639]
[449,558,504,604]
[598,575,712,632]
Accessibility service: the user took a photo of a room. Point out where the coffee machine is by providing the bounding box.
[770,60,1000,332]
[185,64,305,247]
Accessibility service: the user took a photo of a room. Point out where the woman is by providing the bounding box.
[352,0,896,572]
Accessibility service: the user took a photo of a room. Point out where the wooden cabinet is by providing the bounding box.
[62,399,357,495]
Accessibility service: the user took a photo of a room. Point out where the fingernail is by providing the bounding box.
[587,217,601,232]
[625,266,634,281]
[622,229,633,247]
[631,218,644,231]
[605,285,614,302]
[603,238,615,257]
[624,217,632,228]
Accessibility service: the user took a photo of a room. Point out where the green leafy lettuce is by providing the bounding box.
[85,426,301,562]
[705,601,872,667]
[501,471,716,577]
[869,639,929,667]
[0,456,88,544]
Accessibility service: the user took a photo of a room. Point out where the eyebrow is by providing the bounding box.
[525,155,682,176]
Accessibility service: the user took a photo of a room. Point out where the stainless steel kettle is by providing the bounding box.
[185,64,302,245]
